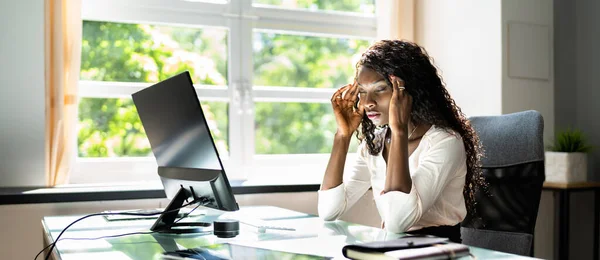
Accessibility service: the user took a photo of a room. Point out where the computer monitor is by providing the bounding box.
[132,71,239,233]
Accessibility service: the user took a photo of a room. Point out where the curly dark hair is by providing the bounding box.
[354,39,485,218]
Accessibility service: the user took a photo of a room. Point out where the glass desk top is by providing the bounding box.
[41,206,532,260]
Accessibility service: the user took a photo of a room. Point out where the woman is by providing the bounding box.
[318,40,485,243]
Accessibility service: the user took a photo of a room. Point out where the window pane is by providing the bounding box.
[253,31,371,88]
[81,21,228,85]
[255,102,358,154]
[253,0,375,14]
[78,98,229,158]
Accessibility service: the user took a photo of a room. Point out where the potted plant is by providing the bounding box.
[545,129,593,183]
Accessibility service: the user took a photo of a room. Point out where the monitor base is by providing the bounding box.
[150,187,211,234]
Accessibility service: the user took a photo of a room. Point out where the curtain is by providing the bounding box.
[376,0,415,41]
[44,0,82,186]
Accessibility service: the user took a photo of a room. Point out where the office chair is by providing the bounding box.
[460,110,545,256]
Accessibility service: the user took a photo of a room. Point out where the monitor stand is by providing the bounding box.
[150,187,211,234]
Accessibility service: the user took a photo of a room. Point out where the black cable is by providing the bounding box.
[35,243,54,260]
[52,202,207,243]
[35,199,204,260]
[36,199,200,260]
[168,200,203,226]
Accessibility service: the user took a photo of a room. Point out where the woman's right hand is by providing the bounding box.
[331,82,365,138]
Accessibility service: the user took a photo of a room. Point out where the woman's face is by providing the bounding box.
[356,66,394,126]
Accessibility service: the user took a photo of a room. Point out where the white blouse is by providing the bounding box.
[318,125,467,233]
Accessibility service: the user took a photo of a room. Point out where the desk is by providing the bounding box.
[42,206,534,259]
[543,182,600,260]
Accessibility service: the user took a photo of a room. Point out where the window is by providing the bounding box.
[73,0,376,184]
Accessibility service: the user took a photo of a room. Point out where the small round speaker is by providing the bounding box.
[213,219,240,238]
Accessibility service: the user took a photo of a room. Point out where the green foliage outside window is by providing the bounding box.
[78,16,370,158]
[78,21,228,157]
[253,33,369,154]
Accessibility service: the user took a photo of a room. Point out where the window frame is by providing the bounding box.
[73,0,376,184]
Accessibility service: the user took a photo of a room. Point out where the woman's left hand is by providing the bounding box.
[388,75,412,133]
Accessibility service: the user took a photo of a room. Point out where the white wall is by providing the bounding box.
[414,0,503,117]
[0,0,47,186]
[501,0,555,143]
[414,0,555,140]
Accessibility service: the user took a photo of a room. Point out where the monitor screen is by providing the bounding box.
[132,72,222,170]
[132,71,238,233]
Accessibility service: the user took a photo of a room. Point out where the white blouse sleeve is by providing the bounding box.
[318,144,372,221]
[375,133,466,233]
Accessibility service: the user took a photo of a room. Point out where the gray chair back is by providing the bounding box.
[461,110,545,256]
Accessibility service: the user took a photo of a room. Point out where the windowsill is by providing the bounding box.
[0,179,320,205]
[71,153,345,184]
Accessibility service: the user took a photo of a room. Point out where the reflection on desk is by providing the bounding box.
[42,205,535,260]
[161,243,329,260]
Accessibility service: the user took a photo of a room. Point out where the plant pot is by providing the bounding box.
[544,151,588,183]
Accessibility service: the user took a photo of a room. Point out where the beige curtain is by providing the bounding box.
[45,0,82,186]
[376,0,415,41]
